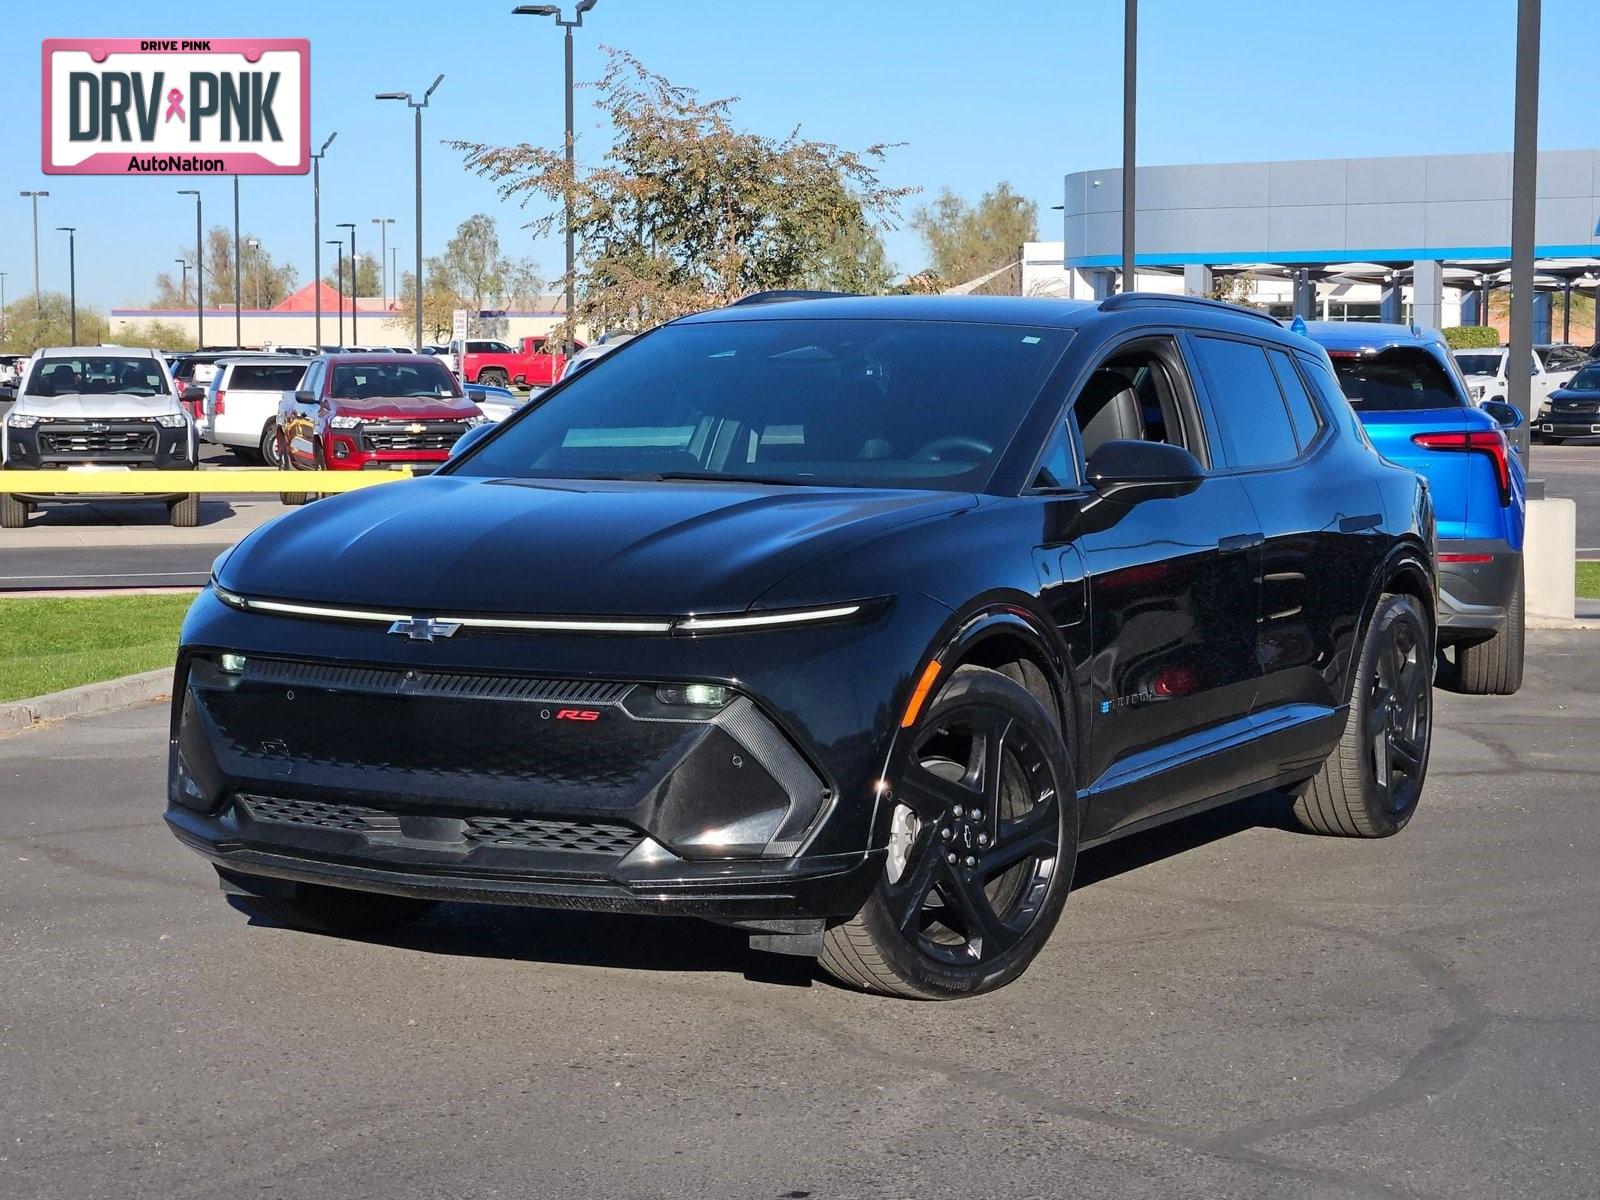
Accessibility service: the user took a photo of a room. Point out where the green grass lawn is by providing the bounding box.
[1579,561,1600,600]
[0,593,194,704]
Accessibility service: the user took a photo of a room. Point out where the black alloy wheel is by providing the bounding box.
[1365,606,1429,819]
[821,665,1076,998]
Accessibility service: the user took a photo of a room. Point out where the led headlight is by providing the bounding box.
[655,683,731,708]
[329,415,363,429]
[6,412,40,429]
[153,413,188,427]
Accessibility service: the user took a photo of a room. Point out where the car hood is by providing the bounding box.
[1547,387,1600,404]
[14,392,180,418]
[220,474,975,616]
[329,395,482,420]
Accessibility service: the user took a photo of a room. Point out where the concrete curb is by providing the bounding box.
[1529,617,1600,631]
[0,669,171,734]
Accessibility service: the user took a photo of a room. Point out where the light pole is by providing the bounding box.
[328,239,346,346]
[175,258,189,306]
[377,74,444,352]
[372,218,395,309]
[232,176,242,345]
[337,222,358,343]
[247,238,262,309]
[1508,0,1539,467]
[1121,0,1136,293]
[19,191,49,317]
[390,247,398,320]
[514,2,596,353]
[311,131,337,348]
[56,227,77,344]
[178,189,203,348]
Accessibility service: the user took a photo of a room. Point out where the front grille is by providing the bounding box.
[363,422,465,452]
[247,659,633,706]
[462,816,641,855]
[236,793,641,858]
[38,425,157,455]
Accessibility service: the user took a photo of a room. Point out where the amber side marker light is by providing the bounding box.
[901,660,943,729]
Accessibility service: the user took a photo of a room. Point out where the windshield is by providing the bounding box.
[452,318,1071,490]
[228,363,307,391]
[25,355,170,397]
[1331,348,1463,411]
[1568,363,1600,390]
[330,361,462,399]
[1453,352,1503,377]
[1541,345,1590,370]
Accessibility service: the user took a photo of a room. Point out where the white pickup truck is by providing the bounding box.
[0,346,199,528]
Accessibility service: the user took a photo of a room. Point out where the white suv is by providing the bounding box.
[202,356,309,466]
[1,347,199,528]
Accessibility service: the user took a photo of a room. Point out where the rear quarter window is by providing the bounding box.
[229,364,307,390]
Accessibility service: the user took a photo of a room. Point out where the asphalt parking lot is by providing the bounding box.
[2,629,1596,1199]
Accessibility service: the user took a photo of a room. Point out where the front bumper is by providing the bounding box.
[1436,538,1521,639]
[1538,412,1600,438]
[3,419,193,469]
[323,424,466,469]
[165,649,878,924]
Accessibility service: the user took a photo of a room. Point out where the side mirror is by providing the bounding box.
[293,389,316,404]
[1480,399,1524,430]
[1084,440,1205,505]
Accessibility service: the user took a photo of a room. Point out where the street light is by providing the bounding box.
[336,222,358,344]
[1121,0,1136,293]
[232,176,243,345]
[19,191,49,317]
[372,217,395,309]
[377,74,444,352]
[56,227,77,344]
[310,131,337,347]
[514,1,597,354]
[175,258,189,306]
[247,238,262,309]
[178,189,203,348]
[327,239,347,346]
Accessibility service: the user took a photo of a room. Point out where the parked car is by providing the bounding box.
[463,380,524,424]
[170,292,1436,999]
[1,346,199,527]
[169,350,273,422]
[1536,358,1600,442]
[556,330,636,382]
[202,356,309,466]
[458,336,577,389]
[1452,344,1582,421]
[274,353,485,503]
[1304,321,1524,694]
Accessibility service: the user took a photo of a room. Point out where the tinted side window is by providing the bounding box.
[1190,336,1299,468]
[1267,349,1322,449]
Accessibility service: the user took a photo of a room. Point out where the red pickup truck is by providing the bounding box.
[459,337,580,389]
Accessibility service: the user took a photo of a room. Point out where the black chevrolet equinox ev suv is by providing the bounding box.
[167,293,1436,999]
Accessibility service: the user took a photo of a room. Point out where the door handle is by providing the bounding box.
[1217,532,1263,552]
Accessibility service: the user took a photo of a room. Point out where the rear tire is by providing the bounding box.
[226,878,436,936]
[168,493,200,527]
[820,665,1077,999]
[1454,567,1525,695]
[260,422,282,468]
[0,493,29,528]
[479,368,510,388]
[1294,593,1433,838]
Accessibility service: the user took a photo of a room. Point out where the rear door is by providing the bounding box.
[1327,347,1473,540]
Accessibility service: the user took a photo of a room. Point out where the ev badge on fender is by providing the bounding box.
[387,617,462,641]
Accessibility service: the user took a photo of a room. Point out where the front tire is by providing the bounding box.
[0,492,29,528]
[820,665,1077,999]
[168,493,200,527]
[1454,566,1525,695]
[1294,593,1433,837]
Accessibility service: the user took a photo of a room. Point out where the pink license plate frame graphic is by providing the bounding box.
[42,37,310,175]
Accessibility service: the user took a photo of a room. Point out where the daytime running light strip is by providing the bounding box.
[214,585,860,635]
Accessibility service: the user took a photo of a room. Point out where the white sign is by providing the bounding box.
[451,309,469,342]
[43,38,309,176]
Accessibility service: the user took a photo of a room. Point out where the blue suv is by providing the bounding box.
[1298,321,1525,694]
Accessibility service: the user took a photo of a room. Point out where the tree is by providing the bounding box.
[389,214,540,339]
[115,318,193,349]
[912,183,1038,294]
[455,48,911,334]
[324,252,383,300]
[151,226,298,309]
[1,292,109,353]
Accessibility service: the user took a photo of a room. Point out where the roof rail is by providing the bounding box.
[1097,291,1282,328]
[730,289,856,307]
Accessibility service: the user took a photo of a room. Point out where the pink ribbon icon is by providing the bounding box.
[164,88,185,123]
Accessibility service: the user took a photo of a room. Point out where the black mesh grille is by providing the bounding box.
[462,816,642,855]
[247,659,633,706]
[39,426,157,455]
[238,794,400,833]
[363,422,465,452]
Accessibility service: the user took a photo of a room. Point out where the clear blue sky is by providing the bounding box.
[4,0,1595,310]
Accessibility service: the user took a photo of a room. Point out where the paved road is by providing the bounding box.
[1531,441,1600,554]
[2,631,1597,1199]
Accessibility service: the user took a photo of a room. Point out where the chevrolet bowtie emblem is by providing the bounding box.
[388,616,462,641]
[407,422,426,434]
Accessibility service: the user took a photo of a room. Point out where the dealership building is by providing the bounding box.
[1032,149,1600,342]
